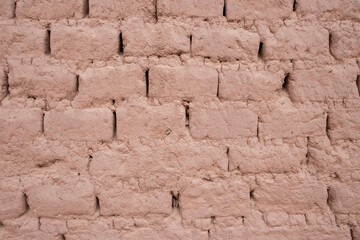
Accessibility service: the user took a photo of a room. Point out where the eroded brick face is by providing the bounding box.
[0,0,359,239]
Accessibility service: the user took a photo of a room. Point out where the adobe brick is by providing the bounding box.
[289,61,359,102]
[180,178,250,220]
[297,0,360,21]
[263,24,329,60]
[76,65,145,105]
[254,174,327,213]
[0,0,14,19]
[226,0,293,21]
[116,102,186,141]
[0,23,46,58]
[219,69,284,100]
[16,0,85,19]
[0,109,42,143]
[44,109,113,142]
[9,63,77,100]
[259,104,326,139]
[89,0,154,21]
[122,21,189,57]
[149,65,218,101]
[51,24,118,60]
[328,108,360,140]
[189,102,258,140]
[26,175,96,217]
[228,139,306,173]
[158,0,223,17]
[192,27,260,61]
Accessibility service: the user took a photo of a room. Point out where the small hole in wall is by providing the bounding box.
[96,197,100,211]
[41,113,45,135]
[24,193,30,212]
[350,227,355,240]
[113,111,117,141]
[4,71,10,96]
[75,75,79,93]
[356,75,360,97]
[83,0,89,17]
[119,32,124,55]
[171,191,180,209]
[326,113,330,139]
[182,100,190,128]
[189,34,192,53]
[145,69,149,98]
[154,0,158,22]
[258,42,263,59]
[329,33,333,51]
[45,29,51,55]
[223,0,226,17]
[282,73,290,91]
[250,190,254,199]
[13,1,16,18]
[293,0,297,11]
[326,187,331,205]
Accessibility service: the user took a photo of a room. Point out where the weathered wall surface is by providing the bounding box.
[0,0,360,239]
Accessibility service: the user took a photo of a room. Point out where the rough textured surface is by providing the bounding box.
[0,0,359,239]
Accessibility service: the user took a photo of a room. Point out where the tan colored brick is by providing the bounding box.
[259,104,326,139]
[192,27,260,61]
[242,227,350,240]
[263,24,329,60]
[227,0,293,21]
[228,139,306,173]
[51,24,118,60]
[158,0,223,17]
[254,173,327,213]
[0,23,46,58]
[308,136,360,175]
[328,107,360,140]
[120,228,192,240]
[264,212,289,227]
[39,218,67,235]
[0,190,26,221]
[0,139,90,178]
[190,102,258,140]
[76,65,145,105]
[297,0,360,21]
[328,182,360,214]
[180,178,250,220]
[25,174,96,217]
[89,0,154,20]
[219,69,284,101]
[9,63,77,100]
[89,141,227,181]
[149,65,218,101]
[289,61,359,102]
[16,0,85,19]
[116,102,186,141]
[330,22,360,60]
[0,69,7,101]
[0,109,42,143]
[0,0,14,19]
[96,189,171,216]
[122,21,189,57]
[44,109,113,142]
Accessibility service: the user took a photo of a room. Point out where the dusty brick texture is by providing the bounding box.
[0,0,359,239]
